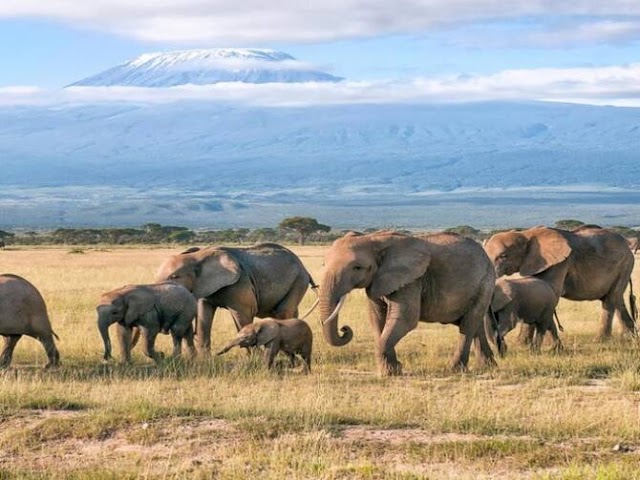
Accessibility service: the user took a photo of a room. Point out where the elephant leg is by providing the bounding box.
[271,272,309,319]
[612,283,637,337]
[300,344,312,374]
[473,329,498,367]
[263,340,280,370]
[38,334,60,368]
[182,324,197,358]
[368,297,387,344]
[530,323,545,354]
[0,335,21,369]
[377,282,421,376]
[170,332,182,358]
[196,299,216,355]
[286,351,297,367]
[142,326,163,364]
[517,323,535,345]
[597,297,615,341]
[116,324,133,363]
[546,318,563,353]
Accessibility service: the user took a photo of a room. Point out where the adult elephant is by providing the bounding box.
[319,231,498,375]
[156,243,316,353]
[484,226,637,340]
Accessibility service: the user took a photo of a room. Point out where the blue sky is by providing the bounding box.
[1,1,639,105]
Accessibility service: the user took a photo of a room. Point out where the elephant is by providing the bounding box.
[491,275,562,353]
[97,282,197,364]
[319,231,498,375]
[216,318,313,373]
[155,243,317,354]
[628,237,639,255]
[484,226,637,340]
[0,274,60,369]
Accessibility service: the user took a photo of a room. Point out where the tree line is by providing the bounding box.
[0,218,638,247]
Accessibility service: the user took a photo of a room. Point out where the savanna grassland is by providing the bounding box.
[1,246,640,479]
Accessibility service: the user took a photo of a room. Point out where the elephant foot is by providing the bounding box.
[378,359,403,377]
[594,333,612,343]
[449,360,469,373]
[550,342,564,355]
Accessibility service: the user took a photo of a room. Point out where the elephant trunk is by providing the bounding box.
[216,338,241,356]
[319,278,353,347]
[98,313,113,361]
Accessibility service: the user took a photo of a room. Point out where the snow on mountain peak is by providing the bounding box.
[69,48,342,87]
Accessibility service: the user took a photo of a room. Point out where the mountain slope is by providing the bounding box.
[69,48,343,87]
[1,101,639,227]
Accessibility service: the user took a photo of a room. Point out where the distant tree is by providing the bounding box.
[444,225,481,239]
[555,219,585,230]
[0,230,13,247]
[278,217,331,245]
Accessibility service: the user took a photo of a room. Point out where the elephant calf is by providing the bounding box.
[216,318,313,373]
[492,276,562,353]
[97,282,197,364]
[0,274,60,369]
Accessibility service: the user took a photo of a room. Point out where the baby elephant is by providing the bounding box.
[97,282,197,364]
[0,274,60,369]
[492,276,563,353]
[216,318,313,373]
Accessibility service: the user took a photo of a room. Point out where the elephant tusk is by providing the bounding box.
[322,295,346,325]
[300,297,320,320]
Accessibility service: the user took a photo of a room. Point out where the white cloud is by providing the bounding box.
[1,63,639,107]
[1,1,640,44]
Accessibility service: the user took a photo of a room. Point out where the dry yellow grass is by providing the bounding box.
[1,245,640,479]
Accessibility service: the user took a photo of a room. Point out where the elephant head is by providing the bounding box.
[320,231,431,347]
[484,228,571,278]
[96,286,155,360]
[155,247,241,299]
[216,321,279,355]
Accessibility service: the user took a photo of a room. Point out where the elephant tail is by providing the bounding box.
[488,305,506,357]
[299,277,320,320]
[630,279,638,322]
[553,310,564,332]
[51,330,60,341]
[130,326,141,348]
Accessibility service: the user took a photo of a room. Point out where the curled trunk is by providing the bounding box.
[319,289,353,347]
[216,338,241,356]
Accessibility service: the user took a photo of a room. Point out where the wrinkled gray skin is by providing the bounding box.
[0,274,60,369]
[320,231,497,375]
[97,282,197,364]
[491,276,562,353]
[485,226,637,340]
[155,243,315,354]
[217,318,312,373]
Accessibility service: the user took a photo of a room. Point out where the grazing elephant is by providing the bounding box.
[0,274,60,369]
[217,318,313,373]
[484,226,637,340]
[491,276,562,353]
[319,231,498,375]
[97,282,197,364]
[155,243,317,354]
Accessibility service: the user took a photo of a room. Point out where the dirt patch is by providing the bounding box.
[340,426,533,444]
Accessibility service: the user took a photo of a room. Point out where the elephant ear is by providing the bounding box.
[255,321,279,347]
[492,281,514,312]
[369,234,431,298]
[193,250,241,298]
[123,288,156,326]
[520,229,571,276]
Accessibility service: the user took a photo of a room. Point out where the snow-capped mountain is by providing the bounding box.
[69,48,343,87]
[1,101,640,228]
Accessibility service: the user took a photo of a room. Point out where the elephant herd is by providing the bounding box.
[0,226,637,375]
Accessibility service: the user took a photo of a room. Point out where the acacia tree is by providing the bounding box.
[278,217,331,245]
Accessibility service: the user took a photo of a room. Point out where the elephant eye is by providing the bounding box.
[353,265,364,271]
